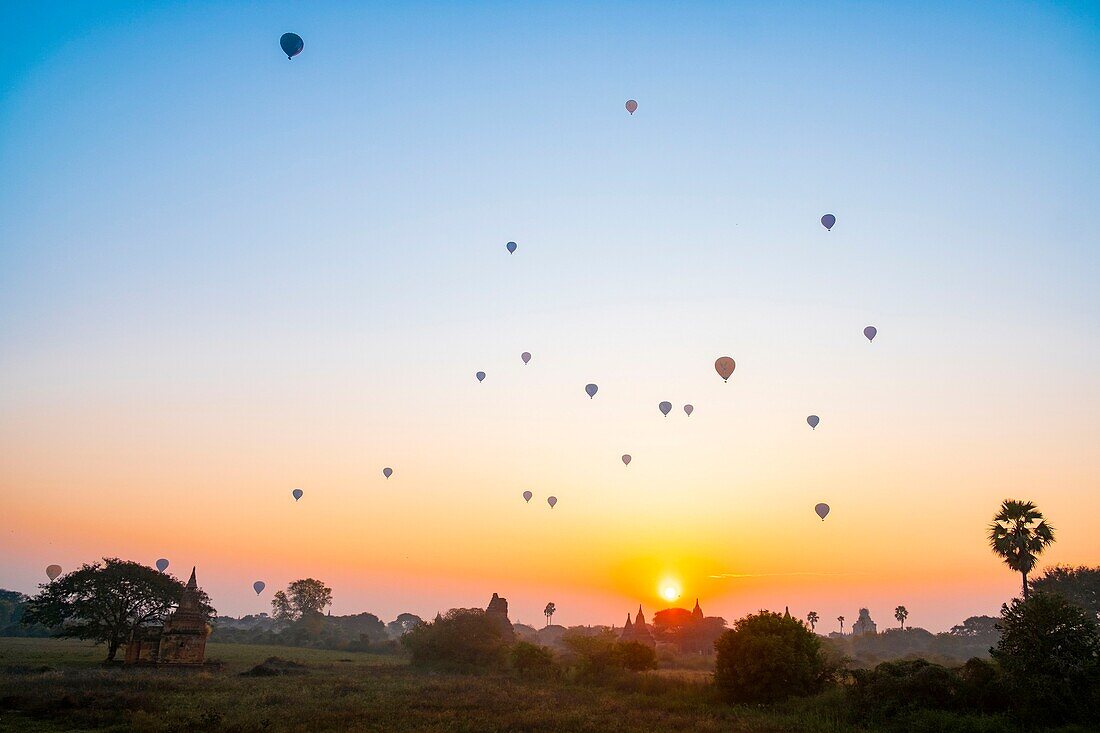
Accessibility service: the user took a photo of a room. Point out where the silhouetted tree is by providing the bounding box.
[806,611,819,633]
[714,611,833,703]
[894,605,909,630]
[992,592,1100,723]
[387,612,424,638]
[544,602,556,627]
[948,615,999,638]
[988,499,1055,599]
[838,615,845,634]
[1030,566,1100,620]
[21,558,213,661]
[271,578,332,621]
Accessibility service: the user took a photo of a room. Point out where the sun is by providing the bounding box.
[659,583,681,603]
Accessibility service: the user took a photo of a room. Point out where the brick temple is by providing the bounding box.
[124,567,211,665]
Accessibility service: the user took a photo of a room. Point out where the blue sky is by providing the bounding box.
[1,2,1099,627]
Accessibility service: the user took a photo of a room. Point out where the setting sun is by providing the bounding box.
[660,583,682,603]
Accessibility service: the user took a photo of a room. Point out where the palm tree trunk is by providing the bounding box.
[1021,571,1029,599]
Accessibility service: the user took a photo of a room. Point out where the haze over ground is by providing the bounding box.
[1,1,1098,631]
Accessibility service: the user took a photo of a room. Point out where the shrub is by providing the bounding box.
[401,608,511,669]
[849,659,963,720]
[510,641,558,678]
[559,631,658,677]
[713,611,832,704]
[991,592,1100,724]
[613,641,657,671]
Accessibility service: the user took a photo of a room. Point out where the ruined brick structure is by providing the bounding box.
[485,592,515,641]
[124,567,211,665]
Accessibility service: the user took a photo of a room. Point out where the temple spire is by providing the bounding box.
[186,567,197,590]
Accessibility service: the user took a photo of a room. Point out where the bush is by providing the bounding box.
[713,611,832,704]
[401,608,511,670]
[849,659,963,720]
[510,641,558,678]
[613,641,657,671]
[560,630,658,677]
[991,592,1100,724]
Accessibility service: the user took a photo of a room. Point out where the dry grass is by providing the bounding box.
[0,638,863,732]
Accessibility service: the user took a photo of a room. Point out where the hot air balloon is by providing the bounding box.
[521,351,531,364]
[547,496,558,508]
[280,33,304,60]
[622,454,631,466]
[476,371,486,382]
[506,241,517,254]
[659,401,672,416]
[522,490,533,503]
[815,503,830,521]
[625,99,638,115]
[292,488,304,501]
[821,213,836,231]
[807,415,820,430]
[714,357,736,382]
[684,404,694,416]
[156,558,169,572]
[253,581,266,595]
[383,467,393,479]
[864,326,877,342]
[46,565,62,581]
[585,383,598,399]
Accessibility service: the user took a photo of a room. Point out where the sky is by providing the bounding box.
[1,1,1099,633]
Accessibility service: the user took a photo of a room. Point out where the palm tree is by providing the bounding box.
[895,605,909,630]
[543,602,556,627]
[837,615,845,635]
[806,611,819,633]
[988,500,1055,599]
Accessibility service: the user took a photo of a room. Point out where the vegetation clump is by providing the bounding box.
[713,610,833,703]
[401,609,511,670]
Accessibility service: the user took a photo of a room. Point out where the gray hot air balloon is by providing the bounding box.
[279,33,304,60]
[807,415,820,430]
[547,496,558,508]
[625,99,638,115]
[253,581,266,595]
[521,352,531,364]
[815,503,830,521]
[292,488,304,501]
[156,558,169,572]
[622,454,631,466]
[46,564,62,581]
[476,371,486,382]
[585,383,598,399]
[506,241,517,254]
[383,467,393,479]
[684,404,694,416]
[659,401,672,416]
[821,213,836,231]
[522,490,533,503]
[864,326,877,342]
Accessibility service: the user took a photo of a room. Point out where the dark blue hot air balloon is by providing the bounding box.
[820,213,836,231]
[506,241,517,254]
[280,33,304,60]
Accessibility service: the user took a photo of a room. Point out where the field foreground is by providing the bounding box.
[0,638,874,733]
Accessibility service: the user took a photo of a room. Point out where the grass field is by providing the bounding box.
[0,637,877,732]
